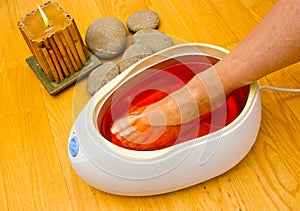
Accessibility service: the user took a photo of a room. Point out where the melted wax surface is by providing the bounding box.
[98,55,249,151]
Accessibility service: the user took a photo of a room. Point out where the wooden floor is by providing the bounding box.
[1,0,299,210]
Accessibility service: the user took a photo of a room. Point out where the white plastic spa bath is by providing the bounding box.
[68,43,261,196]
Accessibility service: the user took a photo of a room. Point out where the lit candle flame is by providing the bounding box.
[37,4,49,27]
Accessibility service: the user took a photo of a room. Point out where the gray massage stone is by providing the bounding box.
[120,43,153,72]
[87,61,120,95]
[85,17,127,59]
[132,29,173,53]
[126,10,160,33]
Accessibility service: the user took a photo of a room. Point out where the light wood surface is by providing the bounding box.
[1,0,299,210]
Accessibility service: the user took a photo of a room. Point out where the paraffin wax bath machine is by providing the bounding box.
[68,43,261,196]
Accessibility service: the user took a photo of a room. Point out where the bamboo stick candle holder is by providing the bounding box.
[18,1,91,84]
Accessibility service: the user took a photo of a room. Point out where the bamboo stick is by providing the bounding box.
[71,20,89,58]
[44,39,64,82]
[48,48,64,82]
[41,47,60,83]
[68,20,89,65]
[57,31,80,71]
[75,41,88,65]
[62,27,82,69]
[34,42,54,80]
[48,36,70,77]
[72,19,90,60]
[53,32,75,74]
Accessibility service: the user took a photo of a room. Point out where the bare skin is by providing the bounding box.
[111,0,300,150]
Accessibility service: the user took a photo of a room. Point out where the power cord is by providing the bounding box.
[259,85,300,93]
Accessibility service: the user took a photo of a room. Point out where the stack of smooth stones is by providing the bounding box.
[85,10,173,95]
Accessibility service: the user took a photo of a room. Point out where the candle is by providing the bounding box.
[18,1,89,83]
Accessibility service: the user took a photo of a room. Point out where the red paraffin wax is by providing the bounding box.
[98,54,249,151]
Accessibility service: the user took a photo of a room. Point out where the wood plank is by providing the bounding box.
[0,65,73,210]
